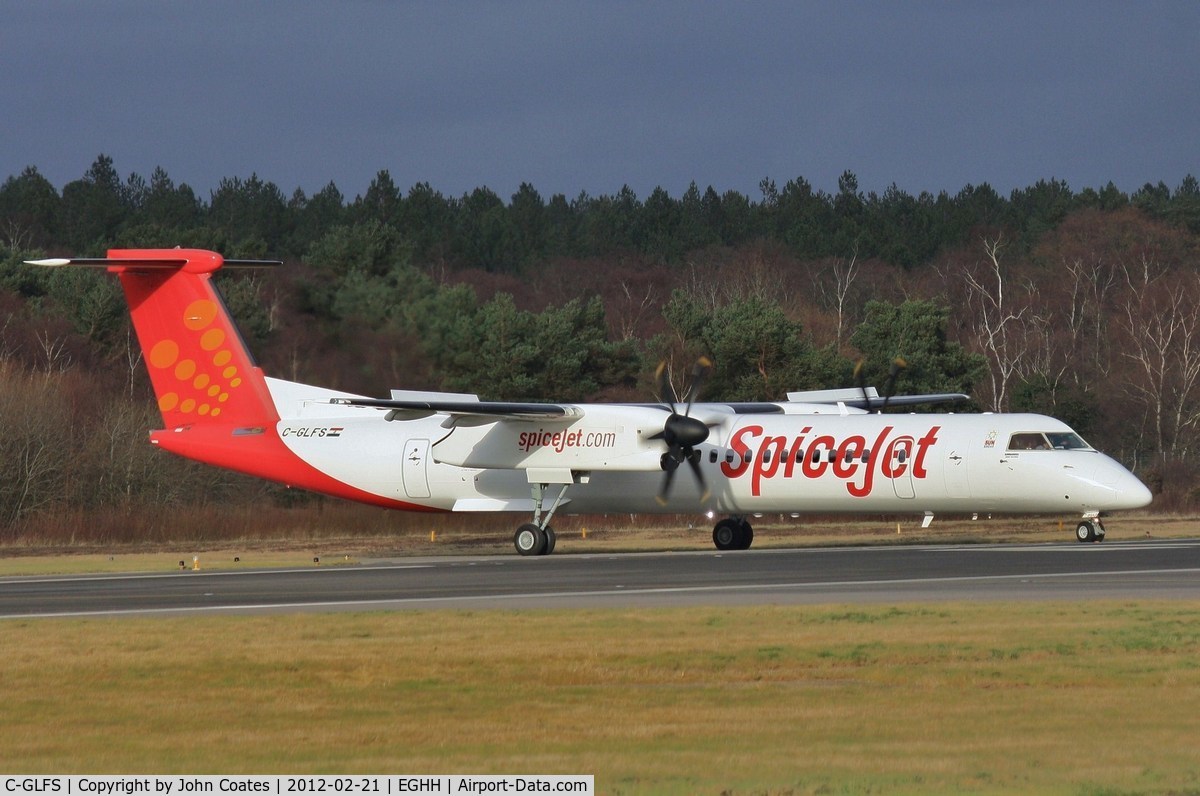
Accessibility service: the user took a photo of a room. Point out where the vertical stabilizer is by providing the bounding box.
[109,248,280,429]
[26,248,440,511]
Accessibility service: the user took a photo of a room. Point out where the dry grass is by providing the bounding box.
[0,510,1194,576]
[2,603,1200,793]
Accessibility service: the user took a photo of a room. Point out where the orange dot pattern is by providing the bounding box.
[151,299,241,419]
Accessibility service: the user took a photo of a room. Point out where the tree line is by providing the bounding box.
[2,155,1199,539]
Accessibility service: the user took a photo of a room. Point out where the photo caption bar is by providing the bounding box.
[1,778,594,796]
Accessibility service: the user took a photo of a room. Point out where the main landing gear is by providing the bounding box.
[514,522,557,556]
[1075,516,1106,543]
[712,516,754,551]
[514,478,570,556]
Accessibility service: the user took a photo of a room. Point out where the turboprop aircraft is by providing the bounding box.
[27,248,1152,555]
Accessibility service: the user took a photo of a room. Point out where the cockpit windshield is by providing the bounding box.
[1007,432,1093,451]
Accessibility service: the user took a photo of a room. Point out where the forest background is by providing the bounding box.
[2,155,1198,544]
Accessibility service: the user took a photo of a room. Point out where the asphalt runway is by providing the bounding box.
[2,539,1200,618]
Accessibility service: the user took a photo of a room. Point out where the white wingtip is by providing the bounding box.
[24,258,72,267]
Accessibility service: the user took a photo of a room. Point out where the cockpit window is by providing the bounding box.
[1007,432,1093,451]
[1045,432,1091,450]
[1008,433,1051,450]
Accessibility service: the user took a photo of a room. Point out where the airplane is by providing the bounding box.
[27,248,1152,555]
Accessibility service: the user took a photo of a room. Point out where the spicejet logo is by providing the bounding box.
[517,428,618,453]
[721,424,940,497]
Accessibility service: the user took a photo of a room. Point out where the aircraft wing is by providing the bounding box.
[837,393,970,409]
[331,397,581,422]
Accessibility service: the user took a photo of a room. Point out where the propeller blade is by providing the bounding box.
[853,358,871,412]
[655,360,679,410]
[682,356,712,413]
[880,357,908,412]
[656,460,678,506]
[686,452,710,503]
[652,356,714,506]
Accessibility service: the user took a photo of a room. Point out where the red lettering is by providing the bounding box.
[721,423,938,498]
[752,435,789,496]
[913,426,940,477]
[832,435,865,479]
[846,426,893,498]
[721,424,760,477]
[801,435,834,479]
[782,428,810,478]
[881,437,912,478]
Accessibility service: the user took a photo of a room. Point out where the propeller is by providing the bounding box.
[880,357,907,412]
[854,356,908,413]
[652,357,713,505]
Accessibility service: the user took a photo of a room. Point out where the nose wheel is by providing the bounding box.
[1075,518,1106,543]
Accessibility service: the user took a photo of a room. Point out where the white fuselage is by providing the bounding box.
[269,378,1150,518]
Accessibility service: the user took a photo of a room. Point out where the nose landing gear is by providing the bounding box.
[1075,517,1106,543]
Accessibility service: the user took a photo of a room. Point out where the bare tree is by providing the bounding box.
[960,235,1036,411]
[813,249,859,352]
[1117,261,1200,460]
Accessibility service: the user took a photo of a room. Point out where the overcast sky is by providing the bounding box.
[3,1,1198,203]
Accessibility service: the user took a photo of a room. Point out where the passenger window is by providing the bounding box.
[709,450,718,464]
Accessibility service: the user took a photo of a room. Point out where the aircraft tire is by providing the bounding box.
[735,520,754,550]
[1075,521,1096,543]
[713,519,740,551]
[543,526,557,555]
[515,523,548,556]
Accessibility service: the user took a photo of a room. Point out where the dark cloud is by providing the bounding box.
[4,1,1197,201]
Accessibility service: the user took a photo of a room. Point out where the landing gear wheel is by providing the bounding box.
[713,518,754,551]
[515,523,548,556]
[1075,520,1097,543]
[713,519,740,551]
[543,526,557,555]
[734,519,754,550]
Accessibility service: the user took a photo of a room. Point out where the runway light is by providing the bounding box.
[705,511,715,519]
[313,556,320,565]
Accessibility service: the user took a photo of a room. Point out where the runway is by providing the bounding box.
[2,539,1200,618]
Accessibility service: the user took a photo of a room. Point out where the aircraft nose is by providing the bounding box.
[1093,457,1153,510]
[1117,471,1154,510]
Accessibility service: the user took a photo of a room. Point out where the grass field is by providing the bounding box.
[3,602,1200,794]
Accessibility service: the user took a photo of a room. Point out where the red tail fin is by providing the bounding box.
[26,248,431,510]
[26,248,281,428]
[106,248,280,429]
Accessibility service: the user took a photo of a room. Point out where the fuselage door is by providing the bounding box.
[888,436,916,499]
[403,438,431,499]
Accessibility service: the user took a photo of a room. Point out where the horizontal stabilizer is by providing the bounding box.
[25,254,280,272]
